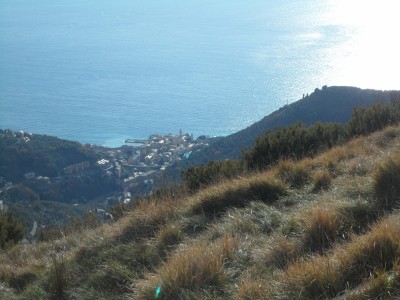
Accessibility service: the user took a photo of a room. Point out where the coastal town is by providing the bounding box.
[1,130,210,200]
[92,131,210,202]
[0,129,211,242]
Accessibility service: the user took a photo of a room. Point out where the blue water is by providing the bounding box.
[1,0,399,147]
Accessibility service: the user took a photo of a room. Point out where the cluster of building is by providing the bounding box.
[93,132,209,203]
[0,130,211,236]
[125,132,206,169]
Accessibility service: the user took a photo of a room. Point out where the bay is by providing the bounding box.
[0,0,399,147]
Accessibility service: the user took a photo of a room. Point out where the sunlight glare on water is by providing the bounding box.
[0,0,399,146]
[323,0,400,89]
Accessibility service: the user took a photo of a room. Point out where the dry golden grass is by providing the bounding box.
[282,214,400,299]
[209,202,283,238]
[219,233,241,261]
[375,125,400,148]
[276,160,311,188]
[312,169,332,192]
[156,223,183,249]
[346,259,400,299]
[118,196,183,243]
[188,174,286,216]
[2,124,400,299]
[263,235,299,268]
[47,255,68,300]
[315,132,382,173]
[135,234,240,299]
[301,204,345,252]
[373,152,400,210]
[236,278,272,300]
[0,195,187,298]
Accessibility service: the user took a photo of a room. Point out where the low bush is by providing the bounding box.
[0,211,25,249]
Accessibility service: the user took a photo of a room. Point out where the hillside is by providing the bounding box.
[2,86,397,229]
[1,123,399,299]
[189,86,396,163]
[0,131,120,227]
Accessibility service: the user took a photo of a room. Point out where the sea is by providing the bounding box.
[1,0,399,147]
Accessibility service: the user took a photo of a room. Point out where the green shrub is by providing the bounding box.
[349,98,400,136]
[244,122,347,171]
[182,160,246,193]
[0,211,25,249]
[182,98,400,191]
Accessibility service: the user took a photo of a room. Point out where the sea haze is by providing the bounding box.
[0,0,399,147]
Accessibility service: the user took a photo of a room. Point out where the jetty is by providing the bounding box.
[125,139,148,144]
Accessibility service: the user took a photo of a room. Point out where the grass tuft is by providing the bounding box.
[347,259,400,299]
[138,245,224,299]
[345,200,378,234]
[264,236,299,268]
[236,278,271,300]
[47,256,68,300]
[302,205,343,252]
[189,175,286,216]
[312,170,332,192]
[276,160,310,188]
[87,260,133,294]
[157,224,183,249]
[374,153,400,210]
[283,215,400,299]
[136,234,240,299]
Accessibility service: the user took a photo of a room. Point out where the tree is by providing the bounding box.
[0,211,25,248]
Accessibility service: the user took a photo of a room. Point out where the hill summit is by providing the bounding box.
[191,86,394,162]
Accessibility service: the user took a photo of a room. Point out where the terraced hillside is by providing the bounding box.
[1,125,400,299]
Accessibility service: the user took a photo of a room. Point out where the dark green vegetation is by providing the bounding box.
[0,131,118,227]
[0,131,96,182]
[243,122,346,170]
[183,95,400,192]
[190,86,396,162]
[0,211,24,249]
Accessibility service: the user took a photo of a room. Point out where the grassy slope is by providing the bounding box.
[1,125,400,299]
